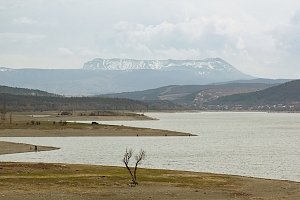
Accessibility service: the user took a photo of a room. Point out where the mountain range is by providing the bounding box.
[84,58,248,74]
[1,79,299,111]
[0,85,181,112]
[0,58,253,95]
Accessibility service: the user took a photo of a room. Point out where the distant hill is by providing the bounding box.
[0,93,181,112]
[209,80,300,107]
[103,83,276,107]
[0,85,58,97]
[0,58,253,95]
[103,85,207,101]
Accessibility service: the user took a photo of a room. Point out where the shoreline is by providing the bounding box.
[0,123,193,137]
[0,112,192,137]
[143,110,300,113]
[1,161,299,184]
[0,162,299,200]
[0,141,298,183]
[0,142,299,199]
[0,141,59,155]
[11,111,157,122]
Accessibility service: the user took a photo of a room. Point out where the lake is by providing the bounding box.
[0,112,299,182]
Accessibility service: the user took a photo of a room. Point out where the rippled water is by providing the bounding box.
[0,112,299,182]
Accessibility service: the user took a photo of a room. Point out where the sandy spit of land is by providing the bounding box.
[0,123,191,137]
[0,162,299,200]
[0,141,59,155]
[0,111,192,137]
[12,111,156,122]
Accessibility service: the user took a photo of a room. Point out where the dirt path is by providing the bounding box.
[0,162,299,200]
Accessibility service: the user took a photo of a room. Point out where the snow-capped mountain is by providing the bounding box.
[0,67,14,72]
[83,58,238,73]
[0,58,253,95]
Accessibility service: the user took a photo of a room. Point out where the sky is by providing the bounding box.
[1,0,300,78]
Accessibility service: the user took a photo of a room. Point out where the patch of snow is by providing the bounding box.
[82,58,240,75]
[0,67,13,72]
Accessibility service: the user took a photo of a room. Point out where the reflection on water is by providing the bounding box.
[1,112,300,182]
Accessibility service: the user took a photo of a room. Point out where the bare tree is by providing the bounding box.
[122,148,146,185]
[123,148,134,182]
[9,112,12,124]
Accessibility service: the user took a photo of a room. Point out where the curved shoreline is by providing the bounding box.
[1,111,193,137]
[0,162,299,200]
[0,142,299,199]
[0,124,193,137]
[0,141,59,155]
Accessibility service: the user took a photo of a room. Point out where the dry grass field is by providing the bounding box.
[0,162,299,200]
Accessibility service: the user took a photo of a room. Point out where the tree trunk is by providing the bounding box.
[125,163,137,185]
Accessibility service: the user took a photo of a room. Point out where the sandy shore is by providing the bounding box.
[0,111,192,137]
[0,162,298,200]
[0,123,191,137]
[0,142,298,199]
[0,141,59,155]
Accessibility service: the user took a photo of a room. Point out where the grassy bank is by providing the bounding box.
[0,142,298,199]
[0,162,299,200]
[0,121,190,136]
[0,111,192,137]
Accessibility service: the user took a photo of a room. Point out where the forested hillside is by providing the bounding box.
[0,93,180,112]
[0,85,58,97]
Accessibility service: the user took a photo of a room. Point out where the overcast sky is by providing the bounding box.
[1,0,300,78]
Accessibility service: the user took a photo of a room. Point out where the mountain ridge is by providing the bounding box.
[208,80,300,108]
[0,85,59,97]
[0,57,254,95]
[83,57,250,77]
[102,83,276,107]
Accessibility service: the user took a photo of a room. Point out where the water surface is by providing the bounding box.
[1,112,299,182]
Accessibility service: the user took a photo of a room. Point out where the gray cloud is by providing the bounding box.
[277,11,300,52]
[0,32,45,42]
[0,0,300,78]
[13,17,36,25]
[58,47,74,56]
[105,17,241,60]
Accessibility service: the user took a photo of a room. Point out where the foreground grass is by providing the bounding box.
[0,162,299,200]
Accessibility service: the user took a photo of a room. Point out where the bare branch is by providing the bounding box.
[133,149,146,184]
[122,148,133,165]
[135,149,146,164]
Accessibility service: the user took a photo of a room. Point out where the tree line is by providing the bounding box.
[0,93,182,112]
